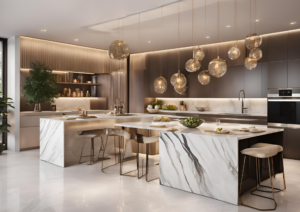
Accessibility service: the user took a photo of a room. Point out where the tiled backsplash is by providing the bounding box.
[156,98,267,114]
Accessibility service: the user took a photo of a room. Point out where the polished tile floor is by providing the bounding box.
[0,150,299,212]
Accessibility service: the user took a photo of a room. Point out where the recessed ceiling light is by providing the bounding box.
[256,19,260,22]
[75,39,79,41]
[290,22,296,25]
[206,36,210,39]
[148,41,151,43]
[41,29,47,32]
[226,25,231,28]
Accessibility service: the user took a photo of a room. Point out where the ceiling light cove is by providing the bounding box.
[290,22,296,25]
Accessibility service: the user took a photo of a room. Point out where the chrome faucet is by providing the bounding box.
[239,90,248,114]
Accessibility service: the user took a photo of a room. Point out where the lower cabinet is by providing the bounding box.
[285,126,300,160]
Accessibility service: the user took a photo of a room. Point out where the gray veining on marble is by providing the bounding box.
[159,132,239,205]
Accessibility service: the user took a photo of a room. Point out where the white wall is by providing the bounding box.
[7,36,20,151]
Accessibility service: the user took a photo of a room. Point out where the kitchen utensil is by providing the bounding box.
[196,107,207,112]
[77,74,84,83]
[91,75,97,97]
[51,105,56,111]
[73,79,78,83]
[87,81,92,84]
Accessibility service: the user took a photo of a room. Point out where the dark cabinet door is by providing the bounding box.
[268,33,288,62]
[268,61,288,89]
[286,126,300,159]
[244,63,262,98]
[288,60,300,88]
[288,30,300,60]
[211,65,244,98]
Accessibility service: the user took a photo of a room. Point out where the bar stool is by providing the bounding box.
[77,129,105,165]
[240,145,281,211]
[102,128,136,176]
[251,143,286,192]
[136,133,159,182]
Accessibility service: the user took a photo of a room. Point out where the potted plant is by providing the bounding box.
[156,99,163,109]
[0,92,14,154]
[22,62,59,112]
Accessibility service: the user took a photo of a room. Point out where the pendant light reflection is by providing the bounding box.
[244,57,257,70]
[170,72,187,87]
[174,85,188,95]
[198,70,211,85]
[245,33,262,50]
[228,46,241,60]
[108,40,129,60]
[185,59,201,72]
[249,48,263,60]
[154,76,168,94]
[208,56,227,78]
[193,46,205,60]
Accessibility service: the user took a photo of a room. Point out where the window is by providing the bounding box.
[0,38,7,149]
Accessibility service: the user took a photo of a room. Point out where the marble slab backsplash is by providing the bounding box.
[157,98,267,114]
[54,98,91,111]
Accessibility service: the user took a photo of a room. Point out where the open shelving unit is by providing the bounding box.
[56,82,101,86]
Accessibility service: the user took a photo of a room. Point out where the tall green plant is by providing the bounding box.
[22,62,59,105]
[0,92,14,133]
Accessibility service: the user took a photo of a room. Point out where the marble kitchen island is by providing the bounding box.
[40,113,179,167]
[158,123,284,205]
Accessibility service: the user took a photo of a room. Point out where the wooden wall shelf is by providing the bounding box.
[57,82,101,86]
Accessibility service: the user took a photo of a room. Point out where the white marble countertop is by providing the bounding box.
[114,121,283,140]
[39,113,181,122]
[20,110,110,116]
[157,110,267,117]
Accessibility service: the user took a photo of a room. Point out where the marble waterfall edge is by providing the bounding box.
[159,132,239,205]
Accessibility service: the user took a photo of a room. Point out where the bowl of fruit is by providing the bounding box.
[179,117,204,128]
[162,104,176,110]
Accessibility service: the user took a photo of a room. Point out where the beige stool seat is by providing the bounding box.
[241,146,280,158]
[251,143,283,152]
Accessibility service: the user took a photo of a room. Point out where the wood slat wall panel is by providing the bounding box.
[20,37,125,74]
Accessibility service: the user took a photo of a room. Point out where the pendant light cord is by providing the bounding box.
[255,0,257,33]
[217,0,220,56]
[192,0,194,46]
[139,13,140,53]
[205,0,207,43]
[178,2,180,74]
[250,0,252,33]
[161,7,163,76]
[234,0,237,46]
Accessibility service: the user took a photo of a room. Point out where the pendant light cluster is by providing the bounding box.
[208,0,227,78]
[244,0,262,70]
[171,3,187,95]
[108,19,130,60]
[154,8,168,94]
[228,0,241,60]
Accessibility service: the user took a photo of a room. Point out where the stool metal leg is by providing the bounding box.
[79,139,86,164]
[119,136,137,177]
[96,136,110,161]
[240,156,277,211]
[146,143,159,182]
[102,135,119,172]
[137,143,146,179]
[85,138,95,165]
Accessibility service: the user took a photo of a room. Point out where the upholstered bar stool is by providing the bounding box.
[136,133,159,182]
[240,145,280,211]
[251,143,286,192]
[77,129,105,165]
[102,128,136,176]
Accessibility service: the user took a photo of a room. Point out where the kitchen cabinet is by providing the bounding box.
[268,33,288,62]
[261,63,268,97]
[288,60,300,88]
[268,61,288,88]
[244,63,262,98]
[286,126,300,160]
[258,35,268,63]
[288,30,300,60]
[211,65,244,98]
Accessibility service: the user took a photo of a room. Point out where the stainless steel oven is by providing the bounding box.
[268,89,300,160]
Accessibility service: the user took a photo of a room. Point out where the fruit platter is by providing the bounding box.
[179,117,204,128]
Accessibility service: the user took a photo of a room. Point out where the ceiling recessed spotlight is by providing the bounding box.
[41,29,47,32]
[75,39,79,41]
[290,22,296,25]
[226,25,231,28]
[256,19,260,22]
[206,36,210,39]
[148,41,151,43]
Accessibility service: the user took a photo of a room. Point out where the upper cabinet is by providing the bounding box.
[20,36,114,74]
[288,30,300,60]
[268,61,288,88]
[288,60,300,88]
[268,33,288,62]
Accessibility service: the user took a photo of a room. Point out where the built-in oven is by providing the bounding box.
[268,89,300,160]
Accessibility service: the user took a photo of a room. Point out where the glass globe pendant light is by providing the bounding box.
[170,72,187,87]
[185,59,201,72]
[244,57,257,70]
[249,47,263,60]
[108,19,129,60]
[174,85,188,95]
[198,70,211,85]
[245,33,262,50]
[185,0,201,73]
[154,76,168,94]
[193,46,205,60]
[209,56,227,78]
[228,46,241,60]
